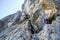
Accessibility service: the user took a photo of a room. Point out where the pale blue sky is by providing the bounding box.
[0,0,24,19]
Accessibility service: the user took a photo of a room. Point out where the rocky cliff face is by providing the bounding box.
[0,0,60,40]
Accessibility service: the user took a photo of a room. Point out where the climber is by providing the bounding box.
[43,14,56,24]
[43,9,57,24]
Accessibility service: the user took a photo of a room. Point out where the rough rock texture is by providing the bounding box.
[0,0,60,40]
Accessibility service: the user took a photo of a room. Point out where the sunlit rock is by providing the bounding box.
[0,0,60,40]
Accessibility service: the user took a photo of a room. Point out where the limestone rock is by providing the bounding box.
[0,0,60,40]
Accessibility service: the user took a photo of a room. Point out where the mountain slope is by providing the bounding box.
[0,0,60,40]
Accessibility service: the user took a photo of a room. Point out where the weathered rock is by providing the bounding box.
[0,0,60,40]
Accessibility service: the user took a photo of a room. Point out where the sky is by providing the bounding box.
[0,0,24,19]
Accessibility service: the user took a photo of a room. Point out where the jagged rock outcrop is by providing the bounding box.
[0,0,60,40]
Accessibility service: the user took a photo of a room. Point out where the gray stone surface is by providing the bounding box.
[0,0,60,40]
